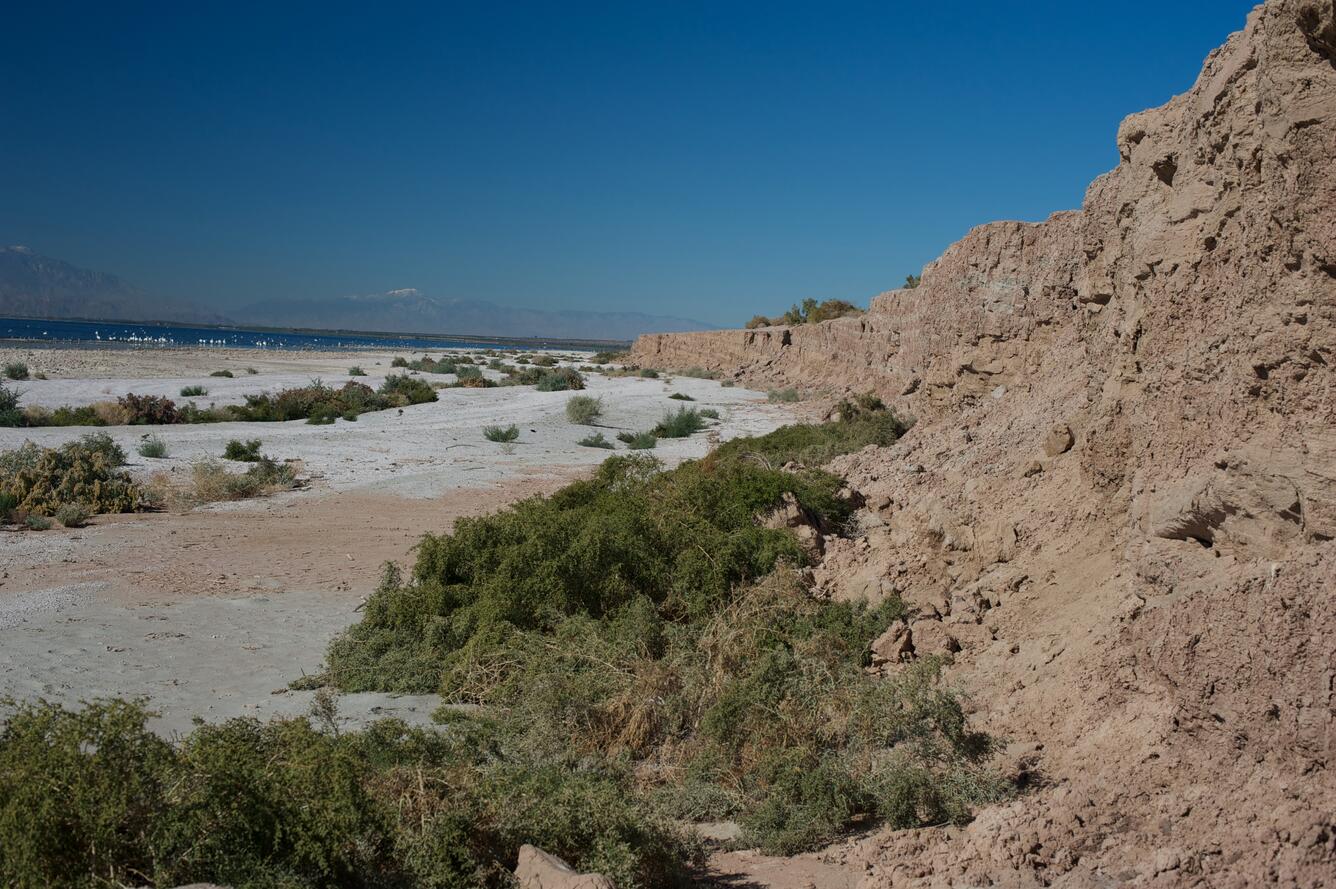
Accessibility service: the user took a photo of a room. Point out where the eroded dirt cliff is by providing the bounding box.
[636,1,1336,884]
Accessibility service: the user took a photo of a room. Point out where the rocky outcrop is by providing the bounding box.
[638,1,1336,885]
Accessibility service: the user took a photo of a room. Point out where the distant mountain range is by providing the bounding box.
[0,246,713,341]
[0,245,213,323]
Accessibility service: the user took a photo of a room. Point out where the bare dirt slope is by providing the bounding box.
[637,1,1336,885]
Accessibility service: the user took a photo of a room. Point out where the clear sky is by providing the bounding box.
[1,1,1257,326]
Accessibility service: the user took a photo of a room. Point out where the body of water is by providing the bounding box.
[0,316,614,351]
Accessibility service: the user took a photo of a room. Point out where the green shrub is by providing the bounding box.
[209,370,234,378]
[379,374,439,406]
[677,367,717,379]
[617,431,657,450]
[137,435,168,459]
[577,432,615,449]
[720,380,735,388]
[483,424,520,443]
[653,406,706,438]
[713,397,906,466]
[324,416,1000,857]
[55,502,90,527]
[0,382,20,427]
[0,434,142,516]
[531,354,558,367]
[245,367,259,375]
[24,513,53,530]
[565,395,603,425]
[348,365,367,376]
[179,385,207,397]
[767,387,800,403]
[0,699,692,889]
[535,368,585,392]
[391,356,409,367]
[638,369,659,379]
[667,392,694,401]
[3,361,29,381]
[700,408,720,419]
[223,438,263,462]
[749,298,864,328]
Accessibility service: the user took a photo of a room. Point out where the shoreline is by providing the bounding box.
[1,313,634,352]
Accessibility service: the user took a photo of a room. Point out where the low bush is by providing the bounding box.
[747,298,864,328]
[138,435,168,458]
[565,395,603,425]
[535,368,585,392]
[0,699,692,889]
[0,434,144,516]
[348,365,366,376]
[483,424,520,443]
[676,367,717,379]
[617,431,657,450]
[390,355,460,375]
[700,408,720,419]
[667,392,694,401]
[3,361,29,381]
[592,349,627,364]
[24,513,53,531]
[179,385,207,397]
[577,432,615,449]
[713,394,906,467]
[210,369,234,378]
[324,408,999,859]
[768,387,800,403]
[638,368,659,379]
[190,456,297,502]
[653,406,707,438]
[531,354,558,367]
[379,374,439,406]
[245,366,259,375]
[223,438,263,462]
[119,393,180,425]
[55,502,90,527]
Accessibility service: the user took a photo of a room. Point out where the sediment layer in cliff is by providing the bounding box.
[637,1,1336,884]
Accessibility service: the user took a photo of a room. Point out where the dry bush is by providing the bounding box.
[188,457,298,503]
[92,401,131,426]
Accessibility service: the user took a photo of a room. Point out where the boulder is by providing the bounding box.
[909,619,960,656]
[515,845,616,889]
[870,622,912,666]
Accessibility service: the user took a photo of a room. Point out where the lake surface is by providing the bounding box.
[0,316,612,351]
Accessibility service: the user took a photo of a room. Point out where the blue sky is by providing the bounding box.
[1,1,1257,326]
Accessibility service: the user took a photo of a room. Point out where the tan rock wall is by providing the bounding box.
[638,1,1336,884]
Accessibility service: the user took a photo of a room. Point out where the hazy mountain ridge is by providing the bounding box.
[237,290,715,340]
[0,247,714,340]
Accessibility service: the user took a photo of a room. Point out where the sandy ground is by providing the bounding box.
[0,346,796,736]
[2,348,783,497]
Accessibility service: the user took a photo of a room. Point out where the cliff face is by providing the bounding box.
[639,1,1336,884]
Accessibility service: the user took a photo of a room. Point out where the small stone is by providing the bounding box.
[1043,423,1075,457]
